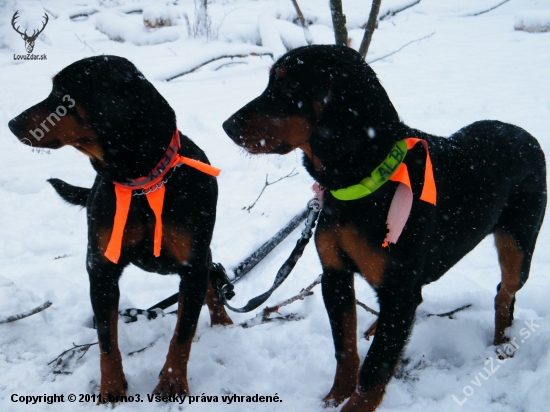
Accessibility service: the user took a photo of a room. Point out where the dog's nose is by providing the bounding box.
[8,113,27,136]
[222,117,242,141]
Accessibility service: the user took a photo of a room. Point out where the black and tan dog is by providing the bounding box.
[223,45,546,411]
[8,56,232,400]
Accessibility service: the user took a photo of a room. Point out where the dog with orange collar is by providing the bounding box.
[8,55,231,401]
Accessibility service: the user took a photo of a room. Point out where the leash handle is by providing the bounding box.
[217,198,321,313]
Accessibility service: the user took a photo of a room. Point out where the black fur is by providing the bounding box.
[47,178,90,207]
[9,55,231,400]
[224,45,547,411]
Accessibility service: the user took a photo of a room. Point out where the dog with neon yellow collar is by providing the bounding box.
[223,45,547,412]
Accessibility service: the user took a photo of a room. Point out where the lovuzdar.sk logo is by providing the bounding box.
[11,11,49,60]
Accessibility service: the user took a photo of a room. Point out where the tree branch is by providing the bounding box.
[330,0,348,46]
[426,304,471,319]
[466,0,510,17]
[290,0,314,45]
[166,53,274,81]
[0,301,52,324]
[379,0,421,21]
[367,32,434,64]
[244,168,298,212]
[356,299,379,316]
[240,275,321,328]
[359,0,383,59]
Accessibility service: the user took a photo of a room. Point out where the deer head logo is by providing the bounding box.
[11,11,49,54]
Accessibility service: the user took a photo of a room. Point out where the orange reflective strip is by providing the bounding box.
[103,140,221,264]
[145,185,165,257]
[105,185,133,264]
[177,155,221,177]
[388,163,411,188]
[404,138,437,205]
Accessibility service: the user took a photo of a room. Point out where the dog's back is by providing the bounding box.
[421,120,546,284]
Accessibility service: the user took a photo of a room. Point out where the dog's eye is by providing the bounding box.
[289,81,300,90]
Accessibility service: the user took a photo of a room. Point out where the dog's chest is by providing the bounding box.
[315,223,387,287]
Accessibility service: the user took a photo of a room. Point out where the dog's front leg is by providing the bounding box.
[342,282,418,412]
[322,268,361,406]
[88,262,127,401]
[154,263,209,395]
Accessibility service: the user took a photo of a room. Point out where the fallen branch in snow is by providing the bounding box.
[290,0,314,45]
[69,8,99,20]
[367,31,435,64]
[48,342,98,374]
[214,61,247,71]
[49,338,159,373]
[359,0,383,59]
[241,275,321,328]
[358,303,471,340]
[426,304,472,319]
[74,34,95,53]
[356,299,379,316]
[165,52,274,81]
[0,301,52,324]
[379,0,421,21]
[128,341,157,356]
[244,168,298,212]
[262,275,321,317]
[466,0,510,17]
[54,254,71,260]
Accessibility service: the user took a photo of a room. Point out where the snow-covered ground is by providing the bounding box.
[1,0,549,411]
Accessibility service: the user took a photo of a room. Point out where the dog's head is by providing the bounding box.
[223,45,400,166]
[8,55,175,180]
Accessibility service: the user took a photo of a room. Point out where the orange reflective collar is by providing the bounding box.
[104,129,221,264]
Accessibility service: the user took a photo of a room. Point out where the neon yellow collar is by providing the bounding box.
[330,140,408,201]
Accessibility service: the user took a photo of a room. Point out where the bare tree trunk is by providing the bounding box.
[290,0,314,45]
[359,0,382,59]
[329,0,348,46]
[195,0,209,38]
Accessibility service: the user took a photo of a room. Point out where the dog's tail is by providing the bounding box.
[48,178,90,207]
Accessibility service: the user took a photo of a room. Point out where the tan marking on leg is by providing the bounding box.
[315,227,345,271]
[205,282,233,326]
[493,230,523,346]
[323,306,360,407]
[162,227,192,263]
[99,306,127,401]
[154,294,192,395]
[97,223,145,262]
[339,226,387,287]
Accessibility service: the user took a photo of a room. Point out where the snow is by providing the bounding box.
[515,10,550,33]
[1,0,550,411]
[95,11,183,45]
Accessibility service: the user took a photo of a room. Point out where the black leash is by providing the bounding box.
[117,199,319,323]
[215,199,321,313]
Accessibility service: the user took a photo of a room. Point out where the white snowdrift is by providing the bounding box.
[95,11,182,45]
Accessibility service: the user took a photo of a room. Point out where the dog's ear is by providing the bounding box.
[309,50,399,162]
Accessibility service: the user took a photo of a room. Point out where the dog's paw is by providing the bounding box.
[153,367,189,396]
[494,341,518,360]
[98,376,128,404]
[322,386,354,408]
[339,390,379,412]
